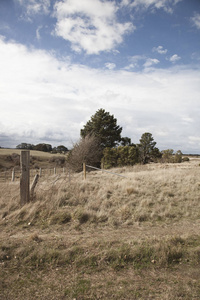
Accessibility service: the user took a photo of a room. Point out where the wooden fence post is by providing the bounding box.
[30,174,39,200]
[83,162,86,180]
[20,150,30,206]
[11,168,15,182]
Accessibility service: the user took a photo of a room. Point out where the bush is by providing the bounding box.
[49,156,66,167]
[5,153,20,166]
[182,156,190,162]
[102,145,139,169]
[68,135,102,172]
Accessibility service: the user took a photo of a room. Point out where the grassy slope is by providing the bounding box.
[0,148,65,157]
[0,160,200,299]
[0,148,67,171]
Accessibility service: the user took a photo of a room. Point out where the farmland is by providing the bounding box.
[0,150,200,299]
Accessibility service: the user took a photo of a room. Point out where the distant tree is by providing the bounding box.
[34,143,52,152]
[174,150,183,163]
[138,132,160,164]
[80,108,122,149]
[54,145,69,153]
[161,149,174,163]
[161,149,183,163]
[16,143,34,150]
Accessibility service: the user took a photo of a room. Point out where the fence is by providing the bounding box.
[0,151,128,206]
[0,151,75,206]
[0,163,128,183]
[84,163,128,179]
[0,167,68,183]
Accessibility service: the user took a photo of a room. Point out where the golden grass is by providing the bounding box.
[0,148,65,157]
[0,159,200,299]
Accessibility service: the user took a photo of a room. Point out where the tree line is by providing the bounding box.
[68,108,186,171]
[16,143,68,154]
[15,108,187,171]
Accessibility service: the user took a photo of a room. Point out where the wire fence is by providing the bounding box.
[0,168,79,206]
[0,167,68,183]
[0,163,128,206]
[86,164,128,178]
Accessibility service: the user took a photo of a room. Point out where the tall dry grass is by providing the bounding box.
[0,160,200,299]
[1,160,200,228]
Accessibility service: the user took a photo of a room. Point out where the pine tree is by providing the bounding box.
[80,108,122,149]
[138,132,160,164]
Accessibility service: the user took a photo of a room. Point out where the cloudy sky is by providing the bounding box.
[0,0,200,153]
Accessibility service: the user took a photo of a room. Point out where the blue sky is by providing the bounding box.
[0,0,200,153]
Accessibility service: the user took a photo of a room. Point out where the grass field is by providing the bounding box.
[0,148,67,171]
[0,157,200,299]
[0,148,66,157]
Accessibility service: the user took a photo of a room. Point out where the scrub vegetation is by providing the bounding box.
[0,156,200,299]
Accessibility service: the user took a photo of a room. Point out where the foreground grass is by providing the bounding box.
[0,160,200,299]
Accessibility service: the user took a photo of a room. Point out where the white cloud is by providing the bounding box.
[169,54,181,63]
[126,0,183,13]
[16,0,50,18]
[105,63,116,70]
[181,116,194,124]
[191,13,200,30]
[152,45,168,54]
[127,55,160,69]
[189,136,200,147]
[36,25,42,40]
[53,0,134,54]
[143,58,160,68]
[0,37,200,152]
[124,63,136,70]
[191,52,200,61]
[124,55,146,69]
[130,55,146,62]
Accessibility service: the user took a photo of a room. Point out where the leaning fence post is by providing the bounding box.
[30,174,39,200]
[11,167,15,182]
[20,150,30,206]
[83,162,86,180]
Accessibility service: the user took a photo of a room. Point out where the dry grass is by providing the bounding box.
[0,148,65,157]
[0,149,67,174]
[0,159,200,299]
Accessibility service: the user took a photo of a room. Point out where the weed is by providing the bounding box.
[76,211,91,224]
[126,187,138,195]
[50,211,71,225]
[28,232,43,243]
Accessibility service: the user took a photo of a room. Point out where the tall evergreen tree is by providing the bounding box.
[80,108,122,149]
[138,132,160,164]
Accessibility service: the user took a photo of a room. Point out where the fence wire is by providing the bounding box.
[86,164,128,178]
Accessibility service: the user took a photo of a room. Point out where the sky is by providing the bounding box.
[0,0,200,153]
